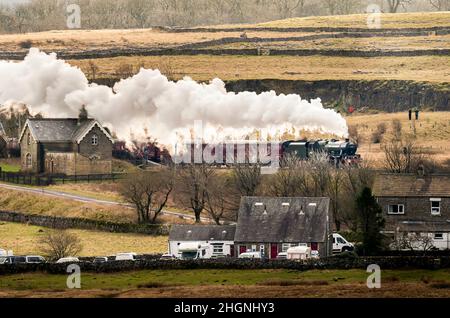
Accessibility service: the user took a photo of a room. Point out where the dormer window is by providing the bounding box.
[91,134,98,146]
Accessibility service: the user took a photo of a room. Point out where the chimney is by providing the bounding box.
[78,104,88,125]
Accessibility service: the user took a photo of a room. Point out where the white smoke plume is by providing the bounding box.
[0,48,348,147]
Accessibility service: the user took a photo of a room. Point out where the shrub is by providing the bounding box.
[19,40,33,49]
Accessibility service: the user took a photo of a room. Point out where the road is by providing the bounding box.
[0,183,214,223]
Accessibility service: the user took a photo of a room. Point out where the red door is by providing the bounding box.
[239,246,247,255]
[230,245,235,257]
[311,242,318,251]
[270,244,278,259]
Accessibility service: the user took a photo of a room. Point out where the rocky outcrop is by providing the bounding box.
[226,79,450,112]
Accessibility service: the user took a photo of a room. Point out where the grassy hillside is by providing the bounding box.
[72,55,450,83]
[0,222,167,256]
[212,12,450,29]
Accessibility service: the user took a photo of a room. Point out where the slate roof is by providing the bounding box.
[235,197,330,243]
[169,225,236,241]
[373,174,450,197]
[20,118,112,143]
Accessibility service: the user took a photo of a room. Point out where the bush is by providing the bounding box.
[19,40,33,49]
[371,123,387,144]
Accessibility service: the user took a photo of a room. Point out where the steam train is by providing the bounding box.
[178,139,360,166]
[113,138,360,167]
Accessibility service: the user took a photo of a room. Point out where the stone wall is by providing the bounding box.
[1,255,449,275]
[0,210,169,235]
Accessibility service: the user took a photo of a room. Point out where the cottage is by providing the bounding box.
[234,197,332,258]
[373,173,450,250]
[168,224,236,258]
[19,115,113,175]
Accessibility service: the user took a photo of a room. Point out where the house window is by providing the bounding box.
[27,133,31,145]
[388,204,404,215]
[25,153,32,168]
[212,244,224,255]
[91,134,98,146]
[433,233,444,240]
[430,199,441,215]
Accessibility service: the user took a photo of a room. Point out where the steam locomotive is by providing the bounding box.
[177,139,360,166]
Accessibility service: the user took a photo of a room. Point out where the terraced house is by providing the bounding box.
[19,113,113,175]
[373,173,450,250]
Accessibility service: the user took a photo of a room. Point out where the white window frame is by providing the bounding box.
[430,198,441,216]
[433,233,444,240]
[388,204,405,215]
[25,153,32,168]
[91,134,98,146]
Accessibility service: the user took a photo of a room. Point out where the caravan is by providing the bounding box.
[178,243,212,260]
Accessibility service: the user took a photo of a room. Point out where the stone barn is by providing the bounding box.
[19,116,113,175]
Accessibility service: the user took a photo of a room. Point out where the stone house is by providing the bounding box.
[19,117,113,175]
[373,173,450,250]
[168,224,236,258]
[234,197,332,258]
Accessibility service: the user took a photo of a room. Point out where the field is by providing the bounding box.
[347,111,450,167]
[71,55,450,83]
[211,12,450,29]
[0,268,450,298]
[0,12,448,85]
[0,222,167,256]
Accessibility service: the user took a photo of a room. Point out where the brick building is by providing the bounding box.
[19,116,113,175]
[373,173,450,250]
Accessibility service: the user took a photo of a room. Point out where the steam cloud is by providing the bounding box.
[0,48,348,147]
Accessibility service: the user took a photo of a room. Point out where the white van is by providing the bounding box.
[178,243,211,260]
[115,253,137,261]
[332,234,354,253]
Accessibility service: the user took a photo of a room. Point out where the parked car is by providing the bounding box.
[311,250,320,259]
[56,257,80,264]
[160,254,176,260]
[25,255,46,263]
[93,257,108,263]
[276,252,288,260]
[115,253,137,261]
[0,249,13,257]
[238,252,261,259]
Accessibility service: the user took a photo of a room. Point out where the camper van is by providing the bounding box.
[332,234,354,253]
[286,245,311,260]
[178,243,212,260]
[0,249,13,257]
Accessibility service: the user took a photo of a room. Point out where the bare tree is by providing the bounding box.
[120,169,174,224]
[232,164,262,196]
[305,152,331,197]
[266,154,309,197]
[386,0,413,13]
[39,230,83,261]
[429,0,450,10]
[175,164,214,223]
[204,174,240,224]
[383,136,420,173]
[87,61,99,81]
[394,232,435,254]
